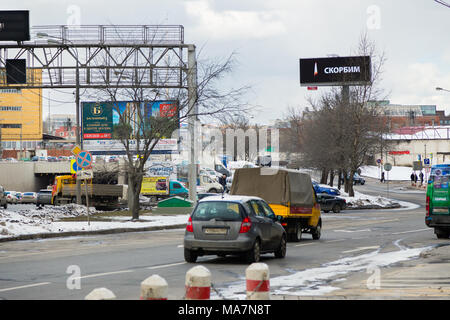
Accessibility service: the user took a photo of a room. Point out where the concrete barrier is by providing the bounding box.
[140,275,168,300]
[246,263,270,300]
[185,265,211,300]
[85,287,116,300]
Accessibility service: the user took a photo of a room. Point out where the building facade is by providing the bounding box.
[0,69,43,155]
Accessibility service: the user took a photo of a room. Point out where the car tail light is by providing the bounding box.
[239,217,252,233]
[426,196,430,217]
[290,206,312,214]
[186,216,193,232]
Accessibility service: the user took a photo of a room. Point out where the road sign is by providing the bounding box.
[384,163,392,171]
[71,145,81,156]
[70,159,80,174]
[376,159,382,164]
[76,150,93,169]
[76,169,94,180]
[424,158,430,165]
[413,161,423,171]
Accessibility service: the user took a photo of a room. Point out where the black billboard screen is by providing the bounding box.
[299,56,371,87]
[0,11,30,41]
[6,59,27,84]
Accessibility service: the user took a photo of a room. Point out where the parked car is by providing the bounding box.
[36,189,53,207]
[353,173,366,185]
[5,191,19,204]
[317,193,347,213]
[184,195,287,263]
[47,156,58,162]
[108,156,119,163]
[31,156,39,161]
[0,186,8,209]
[21,192,38,204]
[312,181,341,195]
[197,193,217,201]
[5,158,18,162]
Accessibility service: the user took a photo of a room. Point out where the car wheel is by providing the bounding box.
[245,239,261,263]
[332,204,341,213]
[184,248,198,263]
[274,235,287,258]
[312,220,322,240]
[323,210,329,213]
[435,228,450,239]
[290,223,302,242]
[209,188,217,193]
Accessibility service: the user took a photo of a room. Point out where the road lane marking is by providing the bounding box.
[74,270,134,280]
[334,229,371,233]
[294,242,316,247]
[391,229,430,235]
[342,246,380,254]
[0,282,51,293]
[147,262,186,270]
[325,239,347,243]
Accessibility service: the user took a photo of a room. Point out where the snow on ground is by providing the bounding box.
[360,165,417,181]
[0,204,189,239]
[214,243,434,299]
[338,190,399,208]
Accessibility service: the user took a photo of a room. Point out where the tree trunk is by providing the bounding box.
[348,170,356,197]
[329,170,335,187]
[128,173,143,220]
[337,169,342,190]
[320,168,329,184]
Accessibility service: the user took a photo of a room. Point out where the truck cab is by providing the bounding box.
[197,174,223,194]
[425,164,450,239]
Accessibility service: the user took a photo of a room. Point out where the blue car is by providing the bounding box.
[312,181,341,196]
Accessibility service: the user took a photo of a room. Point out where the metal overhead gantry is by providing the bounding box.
[0,25,189,89]
[0,24,199,203]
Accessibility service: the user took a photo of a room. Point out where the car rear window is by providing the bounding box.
[192,201,245,221]
[40,190,52,194]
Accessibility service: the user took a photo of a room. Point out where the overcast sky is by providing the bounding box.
[7,0,450,124]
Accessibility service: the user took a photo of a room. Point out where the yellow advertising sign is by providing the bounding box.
[141,176,169,195]
[71,145,81,156]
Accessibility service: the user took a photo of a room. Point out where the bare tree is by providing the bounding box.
[88,43,251,219]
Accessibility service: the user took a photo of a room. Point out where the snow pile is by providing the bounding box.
[0,205,189,239]
[339,190,398,209]
[214,243,433,299]
[360,165,416,181]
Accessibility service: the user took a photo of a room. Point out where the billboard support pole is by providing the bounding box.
[187,45,198,205]
[75,55,82,205]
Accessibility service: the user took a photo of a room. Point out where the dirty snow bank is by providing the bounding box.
[0,205,188,239]
[215,244,434,299]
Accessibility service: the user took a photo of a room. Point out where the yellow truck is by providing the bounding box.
[230,167,321,242]
[52,175,124,210]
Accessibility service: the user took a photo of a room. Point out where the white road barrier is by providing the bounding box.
[84,287,116,300]
[185,265,211,300]
[246,263,270,300]
[140,275,168,300]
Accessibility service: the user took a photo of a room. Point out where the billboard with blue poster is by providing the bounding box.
[82,100,179,155]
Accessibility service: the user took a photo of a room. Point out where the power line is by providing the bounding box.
[435,0,450,8]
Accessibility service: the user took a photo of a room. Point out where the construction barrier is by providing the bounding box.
[85,287,116,300]
[185,265,211,300]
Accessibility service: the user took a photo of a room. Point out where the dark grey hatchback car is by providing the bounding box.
[183,195,287,263]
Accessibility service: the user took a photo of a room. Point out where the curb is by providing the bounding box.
[0,223,187,243]
[345,203,402,210]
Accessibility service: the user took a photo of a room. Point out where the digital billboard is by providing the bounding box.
[0,11,30,41]
[299,56,372,87]
[82,100,179,140]
[81,100,179,155]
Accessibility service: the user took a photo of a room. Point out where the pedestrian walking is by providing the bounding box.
[414,172,418,186]
[419,171,424,186]
[410,172,415,186]
[380,171,385,183]
[219,174,227,193]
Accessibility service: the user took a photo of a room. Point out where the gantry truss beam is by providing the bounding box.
[0,25,191,89]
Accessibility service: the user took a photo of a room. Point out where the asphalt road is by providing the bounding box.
[0,179,446,300]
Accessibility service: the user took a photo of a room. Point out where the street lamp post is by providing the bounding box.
[37,32,82,204]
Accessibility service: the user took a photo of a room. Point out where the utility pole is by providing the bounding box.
[75,49,82,204]
[187,44,198,205]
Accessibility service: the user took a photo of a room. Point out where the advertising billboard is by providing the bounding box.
[299,56,372,87]
[82,100,179,155]
[141,176,169,195]
[0,11,30,41]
